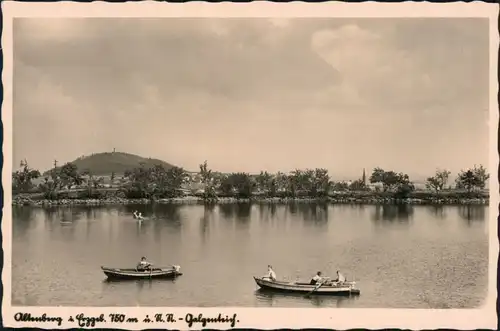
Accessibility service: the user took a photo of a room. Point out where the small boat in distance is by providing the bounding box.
[253,276,360,296]
[133,211,145,221]
[101,265,182,280]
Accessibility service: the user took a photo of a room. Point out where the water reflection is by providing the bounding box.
[219,203,252,221]
[200,204,216,239]
[121,204,182,224]
[12,206,36,222]
[371,205,414,223]
[102,278,178,285]
[254,289,357,308]
[12,206,36,238]
[258,204,278,223]
[151,204,182,223]
[297,203,328,223]
[458,205,486,225]
[288,203,298,215]
[101,277,179,296]
[12,203,488,307]
[427,205,446,219]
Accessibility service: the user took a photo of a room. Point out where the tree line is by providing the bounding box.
[12,159,490,201]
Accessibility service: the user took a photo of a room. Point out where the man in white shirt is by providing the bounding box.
[335,270,346,283]
[264,265,277,281]
[310,271,324,285]
[137,257,152,271]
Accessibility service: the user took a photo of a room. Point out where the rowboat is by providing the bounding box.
[253,276,360,296]
[101,265,182,280]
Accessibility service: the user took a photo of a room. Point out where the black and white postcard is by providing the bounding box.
[1,1,498,329]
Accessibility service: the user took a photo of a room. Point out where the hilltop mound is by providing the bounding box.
[44,152,176,176]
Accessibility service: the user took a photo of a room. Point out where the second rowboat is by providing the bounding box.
[253,276,360,296]
[101,265,182,280]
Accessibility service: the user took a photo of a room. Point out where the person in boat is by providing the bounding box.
[264,265,277,281]
[310,271,324,285]
[136,257,152,271]
[133,211,144,221]
[334,270,346,283]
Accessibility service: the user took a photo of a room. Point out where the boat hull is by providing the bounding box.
[101,266,182,280]
[253,277,360,296]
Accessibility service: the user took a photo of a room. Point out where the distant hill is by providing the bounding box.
[43,152,176,176]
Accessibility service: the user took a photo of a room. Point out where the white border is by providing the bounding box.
[2,1,498,329]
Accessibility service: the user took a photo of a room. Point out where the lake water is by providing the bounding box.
[12,203,489,308]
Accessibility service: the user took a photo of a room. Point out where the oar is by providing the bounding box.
[305,280,324,297]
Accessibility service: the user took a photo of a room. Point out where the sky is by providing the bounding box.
[13,17,490,180]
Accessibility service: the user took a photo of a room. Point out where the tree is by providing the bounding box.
[12,159,41,193]
[369,167,415,197]
[425,169,451,194]
[455,165,489,193]
[349,179,367,191]
[163,166,187,197]
[123,164,154,198]
[81,170,104,198]
[455,170,476,193]
[393,172,415,198]
[123,164,187,199]
[199,160,213,186]
[332,181,349,191]
[369,168,386,189]
[199,161,217,201]
[220,172,254,198]
[58,162,84,190]
[255,171,273,194]
[369,168,407,192]
[274,172,288,194]
[472,164,489,190]
[312,168,331,196]
[288,169,318,196]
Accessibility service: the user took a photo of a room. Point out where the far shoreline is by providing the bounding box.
[12,193,489,207]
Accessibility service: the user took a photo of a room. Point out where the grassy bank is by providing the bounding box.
[12,189,489,207]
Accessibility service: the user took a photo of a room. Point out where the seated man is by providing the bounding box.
[310,271,323,285]
[264,265,277,281]
[136,257,152,271]
[334,270,346,283]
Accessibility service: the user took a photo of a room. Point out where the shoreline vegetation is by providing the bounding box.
[12,158,490,207]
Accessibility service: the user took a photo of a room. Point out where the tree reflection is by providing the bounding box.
[258,204,278,222]
[288,202,298,215]
[152,204,182,223]
[427,205,446,219]
[200,204,216,238]
[236,203,251,220]
[150,204,183,238]
[219,203,252,221]
[12,206,35,222]
[371,204,414,223]
[297,203,328,223]
[219,204,236,220]
[458,205,486,225]
[12,206,37,238]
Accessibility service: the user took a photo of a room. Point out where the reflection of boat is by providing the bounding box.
[101,265,182,280]
[253,277,360,296]
[254,288,357,307]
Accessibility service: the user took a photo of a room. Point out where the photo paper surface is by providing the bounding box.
[2,1,498,329]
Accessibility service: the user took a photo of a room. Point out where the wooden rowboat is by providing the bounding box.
[253,277,360,296]
[101,265,182,280]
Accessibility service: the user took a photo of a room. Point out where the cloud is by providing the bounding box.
[12,18,489,177]
[310,20,489,113]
